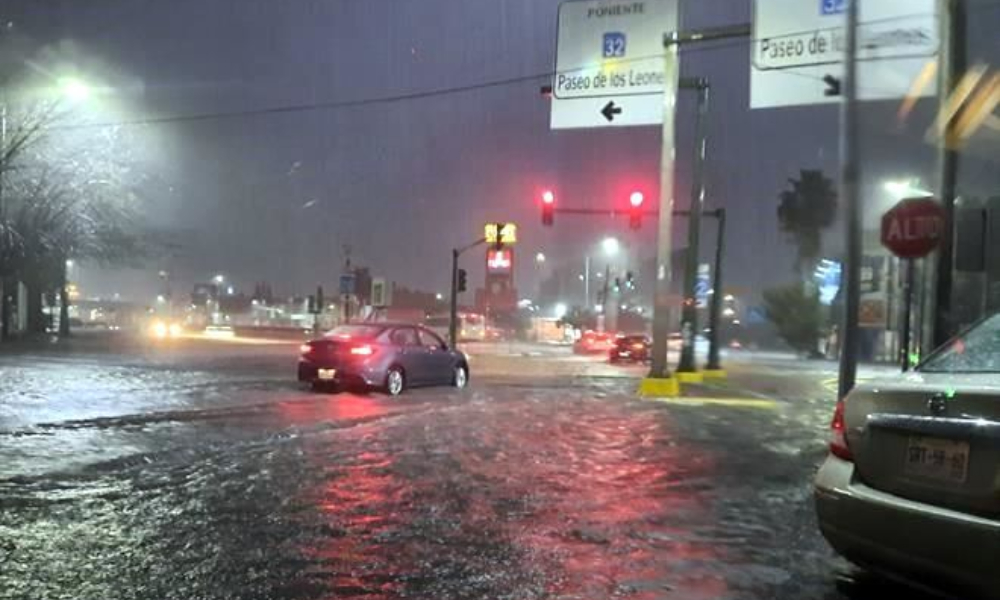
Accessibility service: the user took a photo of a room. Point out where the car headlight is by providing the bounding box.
[168,323,182,337]
[151,322,168,338]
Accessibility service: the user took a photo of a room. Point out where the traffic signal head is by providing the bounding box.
[457,269,468,293]
[629,191,644,229]
[541,190,555,227]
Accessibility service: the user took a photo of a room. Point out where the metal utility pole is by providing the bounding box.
[706,208,726,371]
[649,30,682,379]
[449,248,459,347]
[932,0,966,349]
[584,255,591,308]
[341,244,353,324]
[602,262,613,330]
[837,0,862,400]
[677,79,710,373]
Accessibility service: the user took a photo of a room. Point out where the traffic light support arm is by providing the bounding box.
[551,207,719,219]
[449,237,487,349]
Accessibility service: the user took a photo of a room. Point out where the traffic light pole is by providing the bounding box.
[677,78,710,373]
[449,249,459,348]
[449,237,486,349]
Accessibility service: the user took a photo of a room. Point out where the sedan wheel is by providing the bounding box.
[453,365,468,389]
[386,367,405,396]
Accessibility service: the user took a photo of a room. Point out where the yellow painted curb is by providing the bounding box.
[639,377,680,397]
[650,397,779,409]
[675,371,704,384]
[702,369,728,379]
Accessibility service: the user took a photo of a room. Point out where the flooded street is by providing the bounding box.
[0,339,934,599]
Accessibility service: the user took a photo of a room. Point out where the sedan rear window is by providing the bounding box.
[325,325,386,340]
[920,313,1000,373]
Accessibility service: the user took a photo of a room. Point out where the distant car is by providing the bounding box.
[815,314,1000,597]
[573,330,615,355]
[485,326,507,342]
[149,319,183,339]
[609,334,651,363]
[298,323,469,396]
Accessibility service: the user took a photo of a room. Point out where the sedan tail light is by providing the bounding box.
[350,344,375,356]
[830,399,853,461]
[299,343,313,355]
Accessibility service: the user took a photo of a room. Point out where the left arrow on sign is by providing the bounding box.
[600,101,623,122]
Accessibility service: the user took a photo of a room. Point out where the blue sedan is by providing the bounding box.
[298,323,470,396]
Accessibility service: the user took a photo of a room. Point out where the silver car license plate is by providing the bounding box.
[904,436,969,483]
[317,369,336,381]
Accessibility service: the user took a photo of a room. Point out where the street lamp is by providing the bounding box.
[883,178,932,200]
[58,77,93,102]
[535,252,546,264]
[602,237,620,256]
[554,303,568,319]
[213,274,225,285]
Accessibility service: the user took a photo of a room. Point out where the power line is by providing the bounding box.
[51,6,998,131]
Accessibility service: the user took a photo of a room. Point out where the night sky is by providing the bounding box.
[3,0,998,303]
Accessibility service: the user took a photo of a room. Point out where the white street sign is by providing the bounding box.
[751,0,939,108]
[551,0,677,129]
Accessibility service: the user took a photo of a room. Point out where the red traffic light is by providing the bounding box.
[541,190,555,227]
[628,191,644,230]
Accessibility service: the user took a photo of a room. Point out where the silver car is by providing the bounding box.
[815,314,1000,598]
[298,323,470,396]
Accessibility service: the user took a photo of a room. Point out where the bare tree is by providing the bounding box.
[1,99,143,337]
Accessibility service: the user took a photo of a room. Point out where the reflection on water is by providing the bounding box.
[285,392,729,599]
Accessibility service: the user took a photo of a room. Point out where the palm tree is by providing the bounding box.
[776,170,838,278]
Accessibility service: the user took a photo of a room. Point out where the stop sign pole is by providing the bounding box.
[881,196,948,369]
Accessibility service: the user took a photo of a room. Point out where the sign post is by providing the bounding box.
[837,0,862,401]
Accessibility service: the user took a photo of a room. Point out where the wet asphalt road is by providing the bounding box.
[0,336,937,600]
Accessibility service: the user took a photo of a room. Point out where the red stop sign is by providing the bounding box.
[881,197,947,259]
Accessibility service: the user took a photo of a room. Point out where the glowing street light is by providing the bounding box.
[554,303,568,319]
[213,274,225,285]
[535,252,546,263]
[883,178,932,200]
[602,237,620,256]
[58,77,93,102]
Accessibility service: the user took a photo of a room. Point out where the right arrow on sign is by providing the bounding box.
[600,101,623,122]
